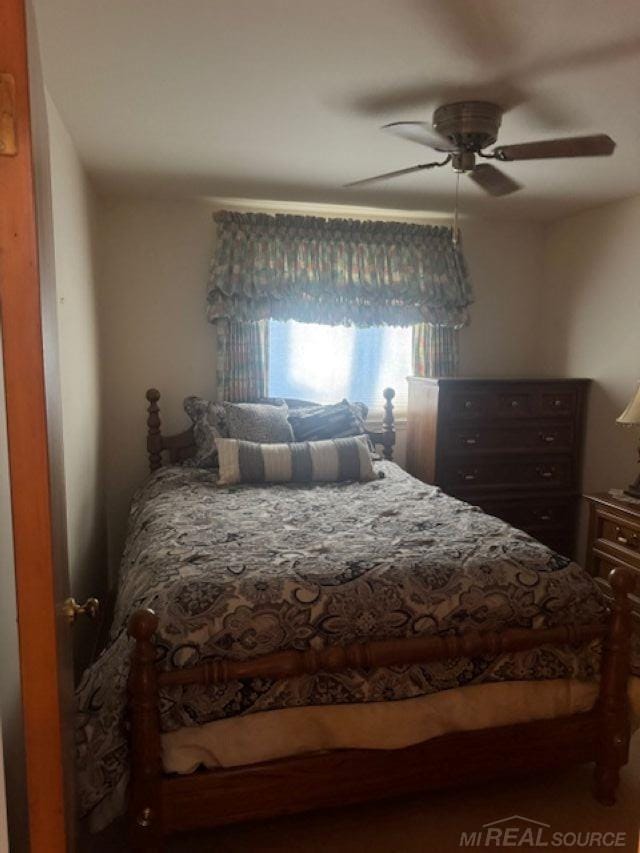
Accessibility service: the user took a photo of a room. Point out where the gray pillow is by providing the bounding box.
[287,399,368,442]
[223,401,294,443]
[183,396,228,468]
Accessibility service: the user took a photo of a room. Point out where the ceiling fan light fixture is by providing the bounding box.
[433,100,503,151]
[452,151,475,173]
[345,100,616,196]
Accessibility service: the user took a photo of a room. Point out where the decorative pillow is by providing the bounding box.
[254,396,289,407]
[256,396,316,410]
[183,396,228,468]
[224,401,294,443]
[287,399,368,442]
[216,435,376,486]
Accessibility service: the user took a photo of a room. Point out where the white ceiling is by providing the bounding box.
[34,0,640,220]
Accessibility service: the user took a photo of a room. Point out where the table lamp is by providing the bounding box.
[617,381,640,498]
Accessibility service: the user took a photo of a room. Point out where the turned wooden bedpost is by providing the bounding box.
[382,387,395,461]
[146,388,163,472]
[594,567,636,805]
[128,609,163,852]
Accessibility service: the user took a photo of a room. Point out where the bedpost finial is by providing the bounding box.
[608,567,636,599]
[128,608,159,641]
[381,387,396,462]
[146,388,163,471]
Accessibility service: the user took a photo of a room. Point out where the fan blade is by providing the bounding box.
[344,159,448,188]
[382,121,456,152]
[494,134,615,161]
[469,163,522,197]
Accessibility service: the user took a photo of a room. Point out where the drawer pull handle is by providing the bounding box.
[511,400,519,408]
[462,436,478,446]
[552,399,564,408]
[536,467,555,480]
[464,400,473,410]
[615,526,638,548]
[539,513,552,522]
[540,433,556,443]
[459,471,477,482]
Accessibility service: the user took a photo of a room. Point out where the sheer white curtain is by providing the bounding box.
[268,320,412,412]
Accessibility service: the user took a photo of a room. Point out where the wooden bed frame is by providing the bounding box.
[126,388,636,852]
[144,385,398,470]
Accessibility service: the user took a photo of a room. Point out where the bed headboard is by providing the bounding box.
[145,387,396,472]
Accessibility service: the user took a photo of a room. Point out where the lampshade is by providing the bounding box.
[617,382,640,425]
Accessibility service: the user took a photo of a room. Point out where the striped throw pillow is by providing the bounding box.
[216,435,376,486]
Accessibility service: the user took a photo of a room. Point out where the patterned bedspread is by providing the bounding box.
[77,461,608,824]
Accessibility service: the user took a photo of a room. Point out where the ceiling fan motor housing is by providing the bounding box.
[433,101,503,152]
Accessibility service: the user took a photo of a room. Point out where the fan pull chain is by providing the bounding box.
[452,170,461,245]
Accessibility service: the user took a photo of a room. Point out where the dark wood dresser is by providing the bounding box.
[406,377,590,557]
[585,493,640,616]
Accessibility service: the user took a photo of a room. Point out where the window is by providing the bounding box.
[268,320,412,414]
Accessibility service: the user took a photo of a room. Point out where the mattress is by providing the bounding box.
[162,677,640,774]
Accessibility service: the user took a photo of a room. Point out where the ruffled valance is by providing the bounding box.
[207,211,473,328]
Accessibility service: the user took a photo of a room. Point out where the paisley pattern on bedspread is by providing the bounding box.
[76,461,608,822]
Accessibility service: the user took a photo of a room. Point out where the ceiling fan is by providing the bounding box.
[345,101,616,196]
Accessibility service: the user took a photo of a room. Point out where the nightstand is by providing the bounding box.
[584,493,640,616]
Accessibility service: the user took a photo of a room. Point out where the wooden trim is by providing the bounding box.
[407,377,592,387]
[585,492,640,521]
[381,386,395,460]
[145,389,163,471]
[0,73,17,156]
[153,621,603,690]
[126,567,635,850]
[128,611,162,851]
[161,712,598,834]
[594,567,635,803]
[145,387,397,471]
[0,0,70,848]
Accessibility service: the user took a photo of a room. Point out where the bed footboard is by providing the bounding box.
[594,568,635,804]
[126,567,635,852]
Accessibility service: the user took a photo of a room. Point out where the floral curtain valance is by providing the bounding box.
[207,211,473,328]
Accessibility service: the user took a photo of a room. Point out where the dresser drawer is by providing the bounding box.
[600,518,640,552]
[493,389,536,418]
[540,390,577,418]
[442,423,575,454]
[443,387,534,422]
[591,507,640,568]
[590,549,640,608]
[441,455,574,492]
[535,532,575,558]
[479,496,575,533]
[442,385,579,424]
[444,389,491,420]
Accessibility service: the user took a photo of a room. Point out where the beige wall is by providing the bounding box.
[96,197,546,565]
[460,220,545,378]
[541,195,640,560]
[96,197,218,569]
[47,95,107,667]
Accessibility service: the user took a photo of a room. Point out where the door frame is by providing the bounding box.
[0,0,72,849]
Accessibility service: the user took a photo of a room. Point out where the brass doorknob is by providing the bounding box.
[62,597,100,625]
